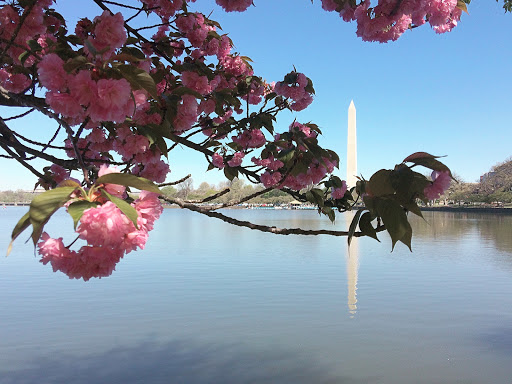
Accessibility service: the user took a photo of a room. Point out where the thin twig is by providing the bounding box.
[208,187,272,210]
[0,140,44,179]
[101,0,144,10]
[158,174,191,187]
[3,108,35,121]
[184,188,230,203]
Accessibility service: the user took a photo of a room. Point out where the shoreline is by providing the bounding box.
[421,206,512,214]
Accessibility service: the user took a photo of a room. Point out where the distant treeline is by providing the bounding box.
[0,190,40,204]
[443,157,512,204]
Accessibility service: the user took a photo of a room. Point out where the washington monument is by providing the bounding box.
[347,100,357,188]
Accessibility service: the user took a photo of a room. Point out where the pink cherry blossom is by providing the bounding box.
[69,70,97,107]
[260,171,282,188]
[87,78,134,122]
[212,153,225,169]
[0,69,31,94]
[215,0,253,12]
[46,91,83,118]
[181,71,211,95]
[77,202,135,248]
[274,72,313,111]
[86,11,126,59]
[424,170,451,200]
[332,181,348,199]
[173,94,199,132]
[227,151,245,167]
[50,164,71,184]
[132,158,169,183]
[39,233,124,281]
[37,53,68,92]
[232,129,266,149]
[134,191,163,232]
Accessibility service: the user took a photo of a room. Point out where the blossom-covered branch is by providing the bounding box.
[2,0,458,281]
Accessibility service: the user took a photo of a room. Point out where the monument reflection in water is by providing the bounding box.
[346,238,359,316]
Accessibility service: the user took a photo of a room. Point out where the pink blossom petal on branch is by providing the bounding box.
[215,0,253,12]
[37,53,68,91]
[423,171,452,200]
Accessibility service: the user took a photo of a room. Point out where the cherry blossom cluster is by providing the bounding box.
[140,0,196,21]
[2,0,460,278]
[320,0,463,42]
[38,165,163,281]
[274,72,314,112]
[258,122,338,190]
[215,0,253,12]
[331,180,348,199]
[39,191,162,281]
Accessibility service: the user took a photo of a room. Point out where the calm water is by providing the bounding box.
[1,207,512,384]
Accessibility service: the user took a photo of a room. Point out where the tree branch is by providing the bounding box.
[207,187,273,210]
[158,174,191,187]
[183,188,230,203]
[162,196,386,238]
[0,139,44,179]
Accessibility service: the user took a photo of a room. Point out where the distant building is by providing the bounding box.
[480,172,496,183]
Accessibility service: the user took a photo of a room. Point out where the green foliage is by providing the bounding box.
[346,152,452,250]
[67,200,98,229]
[96,173,161,194]
[102,190,139,228]
[117,64,158,99]
[28,186,78,246]
[8,174,163,254]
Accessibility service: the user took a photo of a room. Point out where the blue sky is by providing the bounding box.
[1,0,511,190]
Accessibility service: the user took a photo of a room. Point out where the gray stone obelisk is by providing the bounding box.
[347,100,357,188]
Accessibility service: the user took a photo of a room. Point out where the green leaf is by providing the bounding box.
[322,206,336,223]
[63,56,88,73]
[374,197,411,251]
[348,209,364,246]
[456,0,469,13]
[102,191,139,229]
[18,51,30,66]
[7,211,31,256]
[83,39,97,55]
[58,179,82,188]
[359,211,379,241]
[403,152,442,162]
[120,47,146,60]
[290,160,308,176]
[362,195,375,214]
[403,153,451,176]
[137,126,168,158]
[399,223,413,252]
[95,173,161,194]
[277,148,296,163]
[310,188,325,207]
[393,166,429,202]
[369,169,395,197]
[29,186,77,245]
[172,86,204,99]
[409,157,451,175]
[67,200,98,229]
[223,166,238,181]
[117,64,158,99]
[27,39,42,52]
